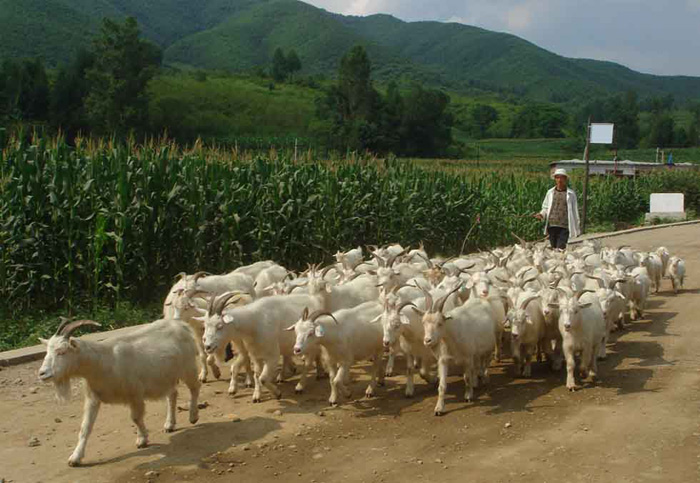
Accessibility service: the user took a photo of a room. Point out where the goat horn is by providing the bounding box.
[511,232,528,246]
[55,316,72,336]
[184,289,211,299]
[192,271,211,283]
[484,264,497,273]
[308,310,339,325]
[416,252,433,268]
[388,247,410,268]
[321,265,336,278]
[436,284,461,314]
[419,286,434,313]
[575,289,595,301]
[520,275,538,288]
[520,294,539,311]
[213,291,240,315]
[370,251,387,268]
[61,319,101,338]
[174,271,187,282]
[396,301,417,313]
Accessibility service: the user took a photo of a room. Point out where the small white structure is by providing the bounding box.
[645,193,686,223]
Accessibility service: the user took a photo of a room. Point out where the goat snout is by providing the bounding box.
[38,369,51,380]
[293,347,302,355]
[204,343,216,354]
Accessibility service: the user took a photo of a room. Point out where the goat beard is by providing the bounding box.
[52,377,73,403]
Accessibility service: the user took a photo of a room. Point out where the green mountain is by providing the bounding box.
[3,0,700,102]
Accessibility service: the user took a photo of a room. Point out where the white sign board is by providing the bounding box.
[650,193,684,213]
[590,123,614,144]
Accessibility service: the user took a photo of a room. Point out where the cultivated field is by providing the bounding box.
[0,223,697,483]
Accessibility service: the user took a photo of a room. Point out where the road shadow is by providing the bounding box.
[625,311,678,337]
[82,417,281,469]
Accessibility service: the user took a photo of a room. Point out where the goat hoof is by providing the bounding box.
[405,393,414,399]
[253,397,261,403]
[276,393,282,400]
[377,381,385,387]
[136,440,148,449]
[434,411,444,417]
[67,456,81,467]
[164,427,175,433]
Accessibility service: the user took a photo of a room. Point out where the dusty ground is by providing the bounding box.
[1,224,699,483]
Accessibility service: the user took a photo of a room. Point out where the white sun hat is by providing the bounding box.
[552,168,568,178]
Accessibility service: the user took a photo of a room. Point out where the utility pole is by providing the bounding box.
[581,117,592,234]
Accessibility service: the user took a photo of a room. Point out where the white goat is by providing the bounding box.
[506,292,545,377]
[286,303,385,406]
[550,290,606,391]
[666,256,686,294]
[202,291,323,402]
[419,290,497,415]
[38,319,200,466]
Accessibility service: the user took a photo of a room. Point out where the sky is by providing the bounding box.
[303,0,700,77]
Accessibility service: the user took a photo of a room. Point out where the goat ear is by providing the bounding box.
[164,301,173,306]
[39,337,49,345]
[193,306,207,315]
[548,303,560,309]
[193,315,206,322]
[411,307,425,316]
[223,314,234,324]
[400,315,411,326]
[284,324,296,332]
[325,283,332,293]
[367,270,377,276]
[465,279,474,289]
[69,338,79,349]
[444,315,453,321]
[314,325,325,338]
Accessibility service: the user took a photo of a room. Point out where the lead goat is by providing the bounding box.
[418,288,497,415]
[38,319,200,467]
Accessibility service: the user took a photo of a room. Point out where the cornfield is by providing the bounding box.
[1,135,698,317]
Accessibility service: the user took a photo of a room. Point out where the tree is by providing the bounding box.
[512,103,567,138]
[646,113,674,148]
[84,17,161,136]
[399,84,453,156]
[338,45,375,121]
[286,49,302,79]
[469,104,498,139]
[50,49,95,138]
[271,47,288,83]
[0,58,50,122]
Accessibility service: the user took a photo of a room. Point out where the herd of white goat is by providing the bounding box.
[38,239,687,466]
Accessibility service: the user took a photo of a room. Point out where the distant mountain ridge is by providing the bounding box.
[3,0,700,102]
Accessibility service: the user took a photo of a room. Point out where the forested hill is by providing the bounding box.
[3,0,700,102]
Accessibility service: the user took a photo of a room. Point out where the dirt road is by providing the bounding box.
[1,224,698,483]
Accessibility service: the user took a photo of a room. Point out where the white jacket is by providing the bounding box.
[540,187,581,239]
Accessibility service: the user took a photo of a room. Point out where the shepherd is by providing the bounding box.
[533,168,581,249]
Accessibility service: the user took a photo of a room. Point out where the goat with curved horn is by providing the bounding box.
[192,271,211,284]
[55,316,72,336]
[435,285,461,314]
[370,251,387,268]
[60,320,102,338]
[308,310,340,325]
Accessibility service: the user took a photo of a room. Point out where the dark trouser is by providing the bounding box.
[547,226,569,250]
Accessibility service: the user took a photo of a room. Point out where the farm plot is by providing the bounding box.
[0,223,698,483]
